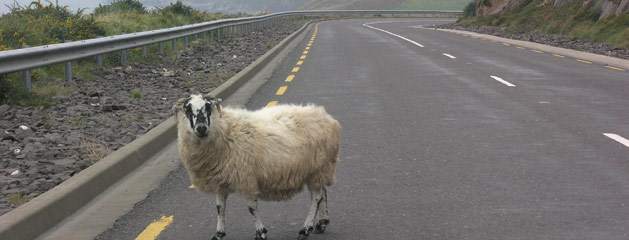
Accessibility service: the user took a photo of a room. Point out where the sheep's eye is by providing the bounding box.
[184,105,193,117]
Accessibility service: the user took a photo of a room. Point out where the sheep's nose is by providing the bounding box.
[197,126,207,133]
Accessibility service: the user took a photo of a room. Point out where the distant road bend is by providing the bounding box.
[84,18,628,240]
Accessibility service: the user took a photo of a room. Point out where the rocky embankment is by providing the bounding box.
[438,23,629,60]
[0,21,304,216]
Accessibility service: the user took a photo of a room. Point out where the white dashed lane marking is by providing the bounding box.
[490,76,516,87]
[442,53,456,59]
[603,133,629,148]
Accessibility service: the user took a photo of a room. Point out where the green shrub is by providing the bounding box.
[132,91,143,99]
[463,1,476,17]
[0,0,105,50]
[94,0,147,15]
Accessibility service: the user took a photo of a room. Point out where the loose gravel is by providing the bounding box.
[436,23,629,60]
[0,21,305,216]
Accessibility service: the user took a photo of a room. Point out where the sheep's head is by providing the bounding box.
[174,94,222,138]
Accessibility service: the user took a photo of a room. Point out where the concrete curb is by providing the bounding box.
[425,27,629,70]
[0,21,316,240]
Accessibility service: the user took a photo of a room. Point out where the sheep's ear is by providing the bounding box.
[214,98,222,114]
[172,97,189,122]
[203,94,222,114]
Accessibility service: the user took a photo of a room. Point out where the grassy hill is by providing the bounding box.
[298,0,469,10]
[397,0,470,10]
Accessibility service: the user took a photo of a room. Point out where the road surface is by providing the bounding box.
[95,18,629,240]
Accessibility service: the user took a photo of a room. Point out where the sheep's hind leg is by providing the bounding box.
[298,188,323,240]
[314,188,329,234]
[246,197,268,240]
[212,192,228,240]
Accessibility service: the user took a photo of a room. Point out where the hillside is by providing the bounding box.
[298,0,468,10]
[476,0,629,18]
[459,0,629,47]
[397,0,470,10]
[143,0,309,14]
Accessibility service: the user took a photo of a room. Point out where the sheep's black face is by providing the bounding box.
[183,95,213,138]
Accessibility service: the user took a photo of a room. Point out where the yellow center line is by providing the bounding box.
[605,66,626,71]
[292,67,300,72]
[309,41,313,44]
[305,46,310,50]
[303,51,309,54]
[189,184,195,189]
[552,54,565,58]
[285,75,295,82]
[276,86,288,95]
[296,61,303,66]
[266,101,278,108]
[502,43,511,46]
[463,34,469,37]
[136,216,174,240]
[531,50,544,53]
[491,40,498,43]
[576,59,592,64]
[515,46,525,49]
[307,44,312,47]
[300,55,307,60]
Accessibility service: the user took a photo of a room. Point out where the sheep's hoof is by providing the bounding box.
[254,228,268,240]
[211,231,226,240]
[297,227,312,240]
[297,233,309,240]
[314,219,330,234]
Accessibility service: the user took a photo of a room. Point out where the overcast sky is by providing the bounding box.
[0,0,172,15]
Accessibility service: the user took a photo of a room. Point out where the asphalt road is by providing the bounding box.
[96,18,629,240]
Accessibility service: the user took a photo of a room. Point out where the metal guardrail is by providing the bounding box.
[0,10,462,91]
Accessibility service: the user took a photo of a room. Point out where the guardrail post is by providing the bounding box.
[121,49,127,65]
[217,28,221,38]
[21,46,32,92]
[96,54,103,67]
[202,32,206,39]
[159,42,164,54]
[142,45,147,58]
[184,36,189,48]
[64,41,73,81]
[96,36,103,67]
[172,38,177,51]
[194,33,198,41]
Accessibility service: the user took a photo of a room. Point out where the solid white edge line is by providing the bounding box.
[363,23,424,48]
[490,76,516,87]
[442,53,456,59]
[603,133,629,148]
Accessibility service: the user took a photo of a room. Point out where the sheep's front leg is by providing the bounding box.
[298,188,323,240]
[247,197,268,240]
[314,188,330,234]
[212,192,228,240]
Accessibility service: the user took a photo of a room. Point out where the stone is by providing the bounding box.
[102,105,128,112]
[0,105,9,114]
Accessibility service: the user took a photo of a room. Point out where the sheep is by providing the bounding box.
[173,93,341,240]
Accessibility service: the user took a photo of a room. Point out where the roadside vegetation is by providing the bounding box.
[457,0,629,48]
[0,0,248,106]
